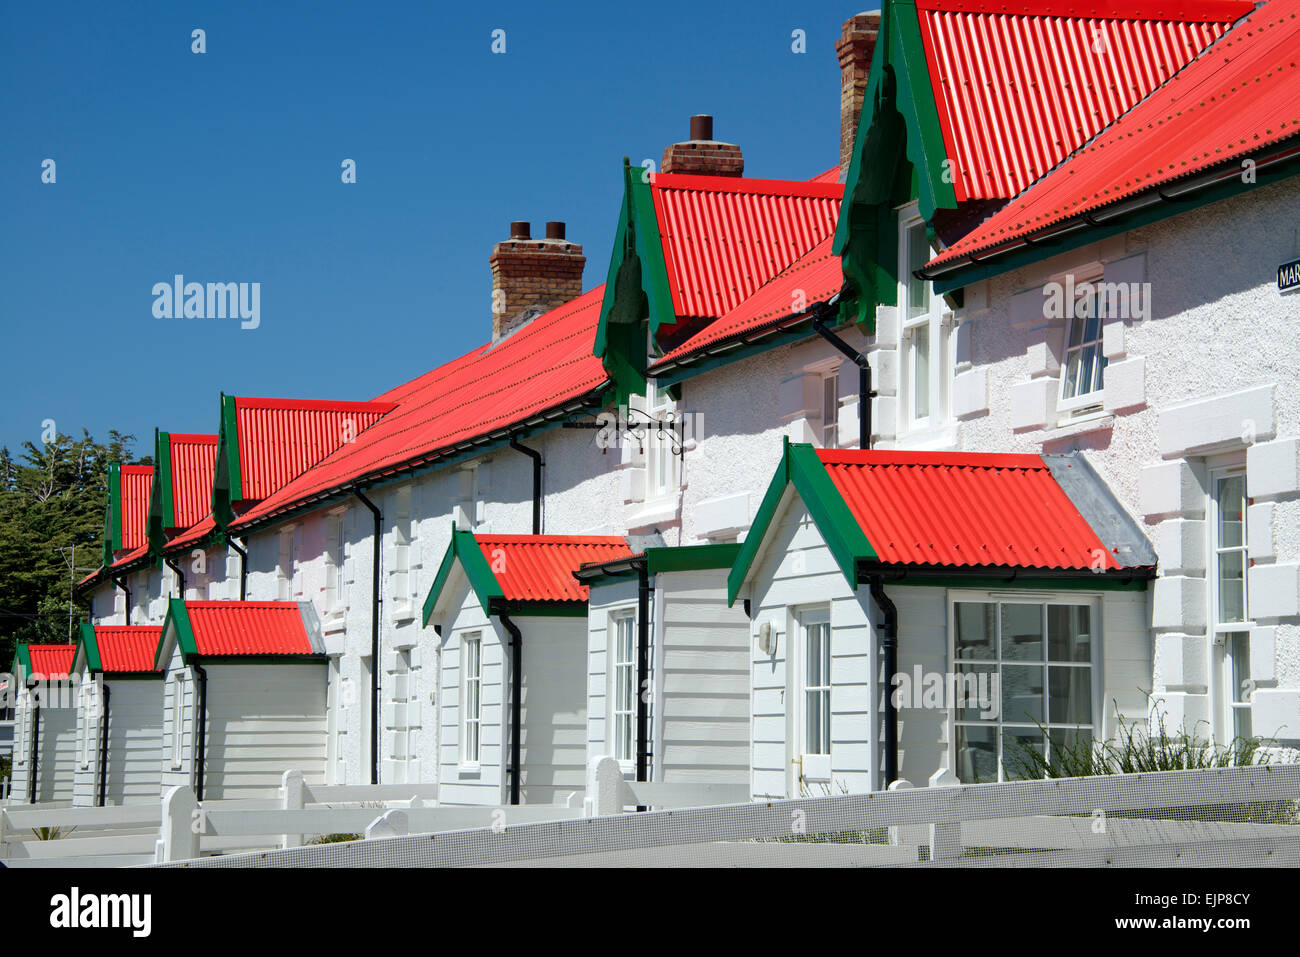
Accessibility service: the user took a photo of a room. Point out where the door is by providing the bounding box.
[791,608,832,795]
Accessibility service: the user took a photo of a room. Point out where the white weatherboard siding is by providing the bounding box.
[517,616,588,805]
[34,703,78,804]
[73,679,164,806]
[656,568,751,783]
[747,493,878,800]
[201,663,328,800]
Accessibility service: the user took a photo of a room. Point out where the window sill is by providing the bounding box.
[881,421,958,451]
[627,496,680,529]
[1041,411,1114,442]
[322,610,348,635]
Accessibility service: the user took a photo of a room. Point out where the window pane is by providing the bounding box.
[907,225,930,318]
[1062,350,1081,399]
[1001,664,1045,725]
[1091,352,1108,394]
[1228,633,1251,705]
[1048,665,1092,725]
[1217,475,1245,547]
[1233,707,1253,741]
[1000,603,1044,661]
[806,690,829,755]
[1067,310,1087,347]
[955,662,997,721]
[954,602,996,660]
[1048,727,1093,763]
[1047,605,1091,662]
[1218,551,1246,623]
[954,725,998,783]
[1002,730,1045,780]
[913,325,930,420]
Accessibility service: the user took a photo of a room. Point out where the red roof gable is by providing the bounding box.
[233,397,395,502]
[88,626,163,672]
[168,434,218,530]
[231,285,610,528]
[27,644,75,679]
[916,0,1248,202]
[477,535,633,603]
[650,174,843,319]
[818,449,1122,571]
[181,601,315,657]
[109,542,150,571]
[927,0,1298,271]
[119,465,153,553]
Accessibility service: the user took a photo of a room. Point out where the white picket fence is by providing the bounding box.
[155,762,1300,868]
[0,756,749,868]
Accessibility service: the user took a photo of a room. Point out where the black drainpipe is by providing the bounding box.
[636,561,651,787]
[164,557,186,599]
[226,537,248,601]
[193,661,208,801]
[811,308,874,450]
[498,608,523,805]
[112,577,132,626]
[509,436,543,534]
[868,575,899,789]
[353,489,382,785]
[97,682,111,807]
[28,697,40,804]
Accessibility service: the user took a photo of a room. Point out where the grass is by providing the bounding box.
[311,832,362,844]
[31,825,75,840]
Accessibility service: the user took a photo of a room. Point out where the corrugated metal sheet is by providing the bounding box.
[928,0,1296,267]
[651,174,842,319]
[818,449,1125,570]
[232,285,610,529]
[110,542,150,570]
[235,397,394,501]
[119,465,153,552]
[92,626,163,672]
[654,235,841,367]
[185,601,314,656]
[476,535,632,603]
[28,644,76,678]
[165,515,216,553]
[917,0,1245,201]
[168,434,218,530]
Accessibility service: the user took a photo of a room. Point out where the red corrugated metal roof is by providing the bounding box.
[231,285,610,528]
[168,434,218,530]
[91,626,163,672]
[184,601,315,656]
[809,165,842,184]
[476,535,632,603]
[119,465,153,552]
[916,0,1249,201]
[650,174,843,319]
[164,515,216,553]
[234,397,395,501]
[818,449,1122,570]
[652,235,841,367]
[927,0,1298,269]
[109,541,150,571]
[27,644,75,678]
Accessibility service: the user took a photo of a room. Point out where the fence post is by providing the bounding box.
[160,785,200,863]
[365,809,409,839]
[927,767,961,861]
[585,756,622,817]
[281,769,305,849]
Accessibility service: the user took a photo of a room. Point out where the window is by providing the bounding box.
[389,650,420,781]
[644,380,680,500]
[951,598,1096,783]
[77,683,90,769]
[460,633,482,767]
[170,673,185,768]
[794,608,832,787]
[277,528,294,601]
[820,372,839,449]
[1210,468,1252,743]
[611,613,637,762]
[393,501,411,604]
[326,512,347,611]
[898,208,949,431]
[1058,285,1108,410]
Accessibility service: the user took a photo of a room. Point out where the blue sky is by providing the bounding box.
[0,0,858,462]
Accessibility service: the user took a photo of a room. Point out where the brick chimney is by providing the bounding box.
[661,115,744,177]
[837,12,881,174]
[489,221,585,342]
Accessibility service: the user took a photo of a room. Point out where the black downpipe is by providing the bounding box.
[164,557,186,598]
[499,610,522,805]
[28,700,40,804]
[97,683,111,807]
[635,562,651,787]
[811,309,874,450]
[193,662,208,801]
[868,576,899,789]
[509,436,543,534]
[226,537,248,601]
[112,577,132,626]
[353,489,382,786]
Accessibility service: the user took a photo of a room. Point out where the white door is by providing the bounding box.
[791,608,832,795]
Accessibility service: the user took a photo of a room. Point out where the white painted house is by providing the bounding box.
[9,643,78,805]
[422,531,632,805]
[155,599,329,801]
[70,624,164,807]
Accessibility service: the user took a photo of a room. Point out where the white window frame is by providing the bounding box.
[1208,460,1252,744]
[793,606,832,789]
[610,611,637,765]
[392,488,413,609]
[1056,273,1109,413]
[459,633,482,769]
[644,380,681,502]
[820,369,840,449]
[170,672,185,769]
[277,527,294,602]
[15,692,28,766]
[948,591,1101,784]
[325,510,348,613]
[77,682,91,769]
[897,205,949,433]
